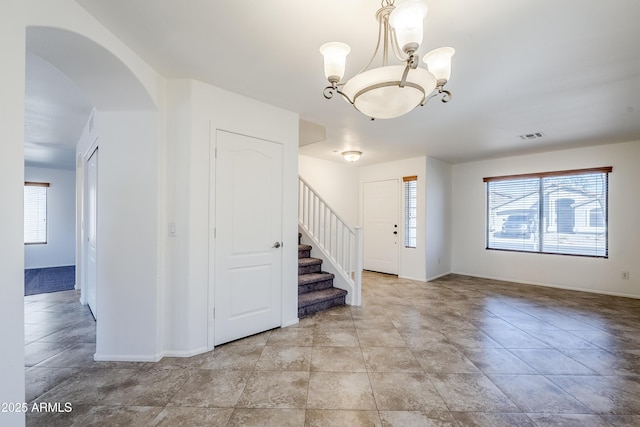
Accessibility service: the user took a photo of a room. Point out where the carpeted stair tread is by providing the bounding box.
[298,272,335,285]
[298,257,322,267]
[298,257,323,275]
[298,244,312,259]
[298,287,347,306]
[298,287,347,318]
[298,272,336,294]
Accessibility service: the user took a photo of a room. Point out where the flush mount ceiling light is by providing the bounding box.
[342,151,362,162]
[320,0,454,120]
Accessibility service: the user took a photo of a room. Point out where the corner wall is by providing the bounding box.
[91,111,162,361]
[0,1,26,425]
[426,157,452,280]
[452,140,640,298]
[163,79,299,356]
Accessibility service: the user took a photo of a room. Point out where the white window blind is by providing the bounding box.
[24,182,49,245]
[485,167,611,258]
[404,176,417,248]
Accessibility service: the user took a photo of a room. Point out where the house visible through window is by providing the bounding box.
[484,167,611,257]
[404,175,417,248]
[24,182,49,245]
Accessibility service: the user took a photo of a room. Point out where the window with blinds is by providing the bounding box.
[484,167,611,257]
[404,176,417,248]
[24,182,49,245]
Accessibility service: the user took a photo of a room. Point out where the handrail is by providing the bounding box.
[298,176,362,306]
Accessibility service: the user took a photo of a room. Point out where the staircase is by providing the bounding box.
[298,241,348,318]
[298,176,363,307]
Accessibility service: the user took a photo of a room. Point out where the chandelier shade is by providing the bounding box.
[424,47,455,83]
[320,0,454,120]
[389,0,428,53]
[342,65,437,119]
[319,42,351,82]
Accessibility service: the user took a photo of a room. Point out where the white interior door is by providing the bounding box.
[363,179,399,275]
[213,130,283,346]
[86,147,98,319]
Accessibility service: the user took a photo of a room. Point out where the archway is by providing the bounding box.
[25,26,161,362]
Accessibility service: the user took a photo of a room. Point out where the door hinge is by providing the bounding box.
[213,308,215,319]
[213,227,216,238]
[215,147,218,158]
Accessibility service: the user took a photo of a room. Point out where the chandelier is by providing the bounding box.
[320,0,454,120]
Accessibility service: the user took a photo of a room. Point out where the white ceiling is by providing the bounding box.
[25,51,92,170]
[26,0,640,168]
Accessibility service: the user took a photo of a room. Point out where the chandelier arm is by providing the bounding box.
[359,11,386,74]
[399,64,410,88]
[421,87,453,106]
[323,84,355,105]
[389,26,409,63]
[439,89,452,103]
[382,11,389,66]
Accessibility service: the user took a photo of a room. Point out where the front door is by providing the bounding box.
[213,130,283,346]
[86,147,98,319]
[363,179,399,275]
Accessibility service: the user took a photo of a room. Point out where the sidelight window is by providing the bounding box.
[404,175,417,248]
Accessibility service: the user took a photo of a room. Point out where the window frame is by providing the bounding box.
[484,167,612,258]
[24,181,49,245]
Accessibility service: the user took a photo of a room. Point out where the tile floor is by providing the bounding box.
[24,272,640,426]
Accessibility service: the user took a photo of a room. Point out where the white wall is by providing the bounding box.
[298,155,360,226]
[452,140,640,298]
[75,110,162,361]
[163,80,195,355]
[0,1,26,425]
[75,115,95,303]
[24,167,76,269]
[426,157,452,280]
[163,79,299,356]
[90,111,162,361]
[359,157,427,281]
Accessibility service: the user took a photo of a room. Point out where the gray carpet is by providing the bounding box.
[24,266,76,296]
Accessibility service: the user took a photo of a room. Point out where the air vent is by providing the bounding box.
[518,132,544,140]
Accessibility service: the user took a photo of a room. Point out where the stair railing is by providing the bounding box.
[298,176,362,306]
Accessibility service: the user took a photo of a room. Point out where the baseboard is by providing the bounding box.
[453,271,640,300]
[161,346,209,359]
[93,353,162,362]
[398,274,427,282]
[25,264,75,270]
[281,318,299,328]
[426,271,453,282]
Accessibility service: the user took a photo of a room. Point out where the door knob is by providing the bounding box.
[273,242,281,248]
